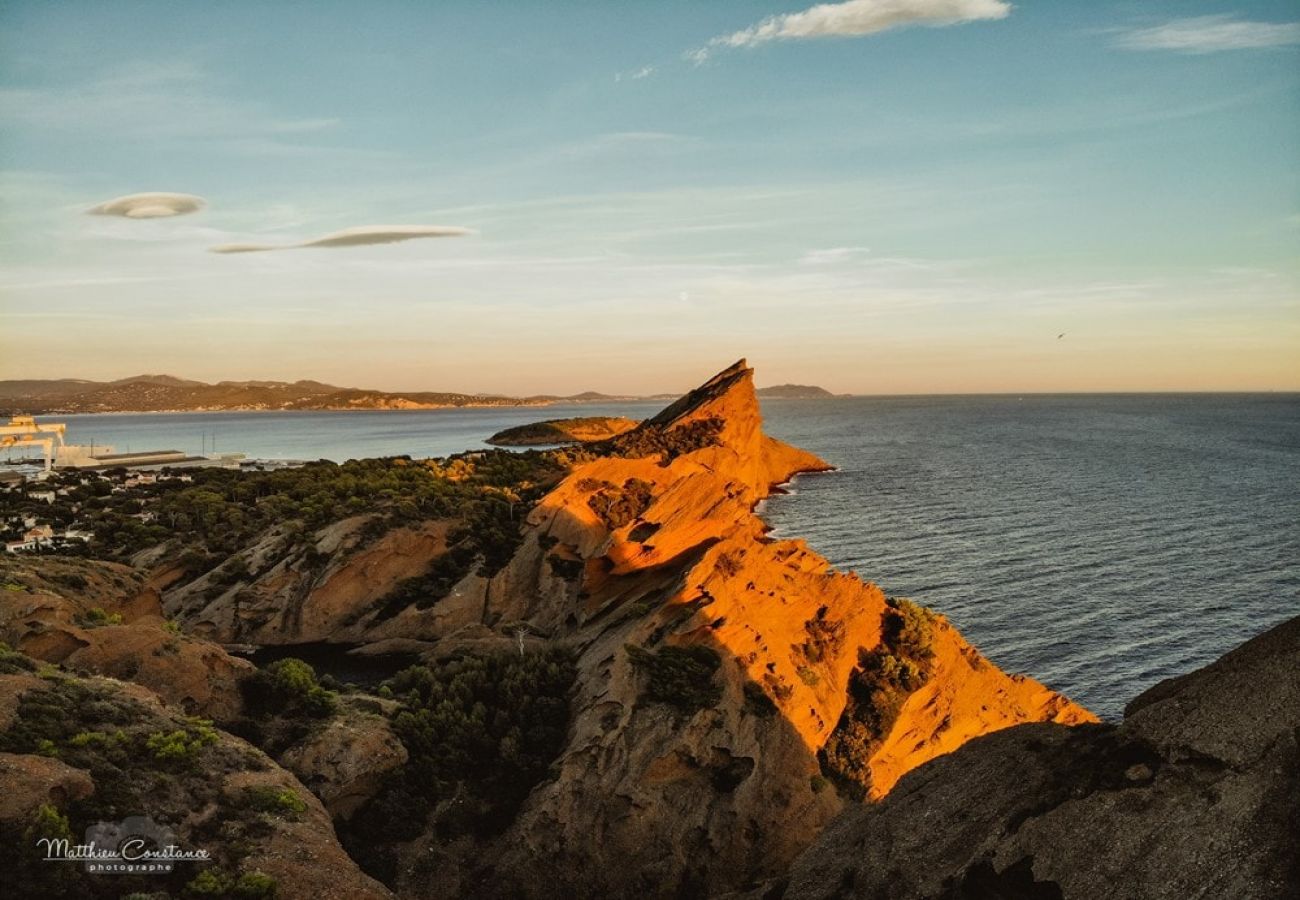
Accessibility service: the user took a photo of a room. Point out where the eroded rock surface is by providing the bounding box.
[774,615,1300,900]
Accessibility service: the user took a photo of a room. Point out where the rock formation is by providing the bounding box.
[0,557,253,721]
[0,659,392,899]
[770,614,1300,900]
[2,360,1103,899]
[388,360,1093,897]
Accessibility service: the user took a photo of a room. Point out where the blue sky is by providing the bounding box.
[1,0,1297,393]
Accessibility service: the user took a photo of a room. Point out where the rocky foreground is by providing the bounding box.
[767,614,1300,900]
[2,360,1288,899]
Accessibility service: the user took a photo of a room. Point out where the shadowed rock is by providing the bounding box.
[770,615,1300,900]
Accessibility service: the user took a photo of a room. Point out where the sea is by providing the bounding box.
[17,395,1299,720]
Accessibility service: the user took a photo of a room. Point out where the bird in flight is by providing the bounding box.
[1057,333,1066,339]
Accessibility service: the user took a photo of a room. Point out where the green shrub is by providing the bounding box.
[242,786,307,818]
[145,718,218,765]
[243,658,338,719]
[79,607,123,627]
[24,803,72,844]
[184,868,278,899]
[0,642,38,675]
[800,606,846,664]
[626,643,722,714]
[585,478,655,529]
[819,599,939,799]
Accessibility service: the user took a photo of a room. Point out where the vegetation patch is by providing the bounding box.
[341,647,577,884]
[626,643,723,714]
[241,786,307,819]
[76,606,124,628]
[0,655,278,899]
[594,416,726,464]
[586,478,655,530]
[819,598,937,799]
[237,658,338,754]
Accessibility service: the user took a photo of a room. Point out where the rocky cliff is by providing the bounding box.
[771,614,1300,900]
[377,360,1093,898]
[3,360,1102,899]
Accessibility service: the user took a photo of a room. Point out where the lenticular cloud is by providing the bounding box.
[209,224,474,254]
[88,192,207,219]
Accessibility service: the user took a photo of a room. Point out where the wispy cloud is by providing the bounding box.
[799,246,871,265]
[688,0,1011,62]
[209,225,474,254]
[615,65,657,82]
[1115,15,1300,53]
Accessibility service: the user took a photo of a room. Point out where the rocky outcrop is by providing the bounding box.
[0,662,392,899]
[773,614,1300,900]
[163,518,451,646]
[0,557,253,721]
[396,360,1093,898]
[79,359,1096,898]
[279,700,408,820]
[0,751,96,822]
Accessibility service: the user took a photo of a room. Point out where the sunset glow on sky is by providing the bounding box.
[1,1,1297,394]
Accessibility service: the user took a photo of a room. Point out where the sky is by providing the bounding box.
[0,0,1297,395]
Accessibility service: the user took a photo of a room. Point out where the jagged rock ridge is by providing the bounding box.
[391,360,1094,897]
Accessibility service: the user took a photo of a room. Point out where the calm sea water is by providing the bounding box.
[21,395,1300,719]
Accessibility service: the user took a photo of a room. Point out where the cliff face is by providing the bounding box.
[773,614,1300,900]
[393,360,1093,898]
[128,359,1093,897]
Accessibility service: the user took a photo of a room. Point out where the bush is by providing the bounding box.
[243,658,338,720]
[819,599,939,799]
[0,642,38,675]
[626,643,722,714]
[185,868,278,899]
[585,478,655,529]
[242,786,307,818]
[79,607,123,627]
[145,719,219,765]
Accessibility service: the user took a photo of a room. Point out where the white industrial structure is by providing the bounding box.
[0,416,67,473]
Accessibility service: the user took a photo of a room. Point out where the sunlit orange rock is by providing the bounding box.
[466,360,1095,898]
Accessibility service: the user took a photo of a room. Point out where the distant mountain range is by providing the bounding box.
[0,375,835,414]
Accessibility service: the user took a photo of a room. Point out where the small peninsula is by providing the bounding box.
[486,416,639,446]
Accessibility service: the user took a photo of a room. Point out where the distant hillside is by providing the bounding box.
[0,375,828,414]
[756,384,836,399]
[0,376,544,414]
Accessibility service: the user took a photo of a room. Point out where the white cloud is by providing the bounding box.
[615,65,657,82]
[689,0,1011,61]
[1116,15,1300,53]
[88,192,206,219]
[209,225,474,254]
